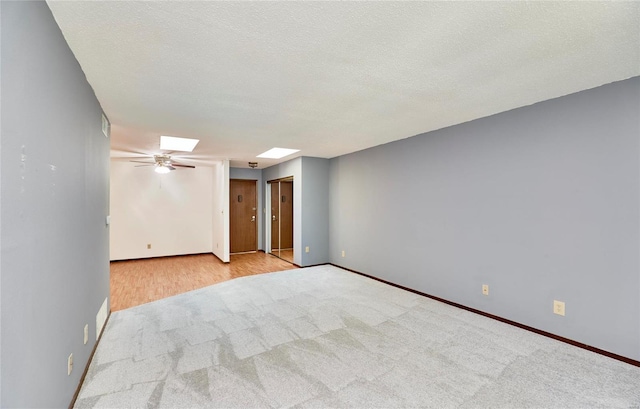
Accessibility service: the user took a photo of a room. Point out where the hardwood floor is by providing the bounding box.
[110,252,297,311]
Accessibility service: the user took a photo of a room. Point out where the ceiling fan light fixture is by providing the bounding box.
[160,135,199,152]
[257,147,300,159]
[154,165,171,174]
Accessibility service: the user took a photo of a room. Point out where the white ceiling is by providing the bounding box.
[47,1,640,169]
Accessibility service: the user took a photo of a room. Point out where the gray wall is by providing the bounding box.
[1,2,111,407]
[229,168,264,250]
[329,77,640,360]
[301,157,330,266]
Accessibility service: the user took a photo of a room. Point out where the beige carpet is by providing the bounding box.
[74,265,640,408]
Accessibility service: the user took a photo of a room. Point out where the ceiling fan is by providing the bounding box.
[130,154,195,174]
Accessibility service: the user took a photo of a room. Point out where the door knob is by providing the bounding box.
[251,215,255,222]
[272,215,276,221]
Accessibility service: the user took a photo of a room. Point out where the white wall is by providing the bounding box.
[110,160,213,260]
[212,160,230,262]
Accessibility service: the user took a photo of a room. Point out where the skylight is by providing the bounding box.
[256,148,300,159]
[160,135,199,152]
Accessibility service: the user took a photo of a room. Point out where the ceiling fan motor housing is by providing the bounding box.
[154,155,175,170]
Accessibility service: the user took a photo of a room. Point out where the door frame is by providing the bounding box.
[265,182,273,254]
[266,176,294,262]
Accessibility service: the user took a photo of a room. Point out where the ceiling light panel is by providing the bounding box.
[160,135,199,152]
[257,148,300,159]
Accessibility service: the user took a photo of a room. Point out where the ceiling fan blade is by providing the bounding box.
[167,165,176,171]
[111,148,154,159]
[169,156,214,166]
[171,164,196,169]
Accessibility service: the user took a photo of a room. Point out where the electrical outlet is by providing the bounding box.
[553,300,565,316]
[482,284,489,296]
[84,324,89,345]
[68,353,73,375]
[147,244,151,249]
[305,246,310,253]
[341,250,345,258]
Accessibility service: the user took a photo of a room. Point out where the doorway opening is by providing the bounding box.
[268,177,294,264]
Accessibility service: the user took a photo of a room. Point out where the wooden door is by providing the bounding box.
[280,181,293,249]
[270,182,280,251]
[230,179,257,253]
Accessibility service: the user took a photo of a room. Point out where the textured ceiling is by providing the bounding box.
[47,1,640,169]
